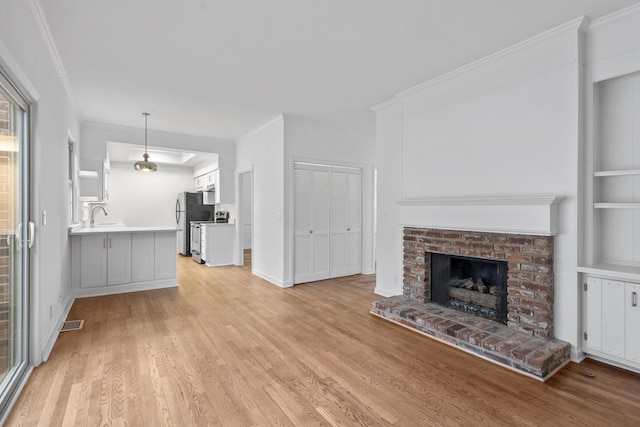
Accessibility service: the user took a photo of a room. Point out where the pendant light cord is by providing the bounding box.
[143,112,150,154]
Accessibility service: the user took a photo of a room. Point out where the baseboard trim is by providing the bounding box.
[73,279,178,298]
[41,295,74,363]
[252,269,291,288]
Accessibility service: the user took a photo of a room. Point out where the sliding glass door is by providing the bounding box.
[0,69,30,417]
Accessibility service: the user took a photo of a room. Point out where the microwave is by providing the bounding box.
[202,191,215,205]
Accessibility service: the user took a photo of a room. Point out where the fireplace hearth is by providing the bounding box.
[370,227,571,380]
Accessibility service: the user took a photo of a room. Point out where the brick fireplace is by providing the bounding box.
[402,227,555,339]
[371,226,570,380]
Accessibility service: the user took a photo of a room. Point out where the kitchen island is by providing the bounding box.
[69,225,178,297]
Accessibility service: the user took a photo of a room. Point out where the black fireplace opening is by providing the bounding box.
[430,253,508,324]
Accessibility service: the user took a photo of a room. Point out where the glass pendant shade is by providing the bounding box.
[134,112,157,172]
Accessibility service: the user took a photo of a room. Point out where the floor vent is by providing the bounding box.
[60,320,84,332]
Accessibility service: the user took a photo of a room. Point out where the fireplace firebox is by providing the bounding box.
[430,253,508,324]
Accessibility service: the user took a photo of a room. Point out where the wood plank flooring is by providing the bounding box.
[6,255,640,426]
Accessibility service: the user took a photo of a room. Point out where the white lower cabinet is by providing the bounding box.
[155,232,177,279]
[73,230,177,295]
[585,276,640,368]
[79,233,132,287]
[79,234,108,288]
[132,233,155,282]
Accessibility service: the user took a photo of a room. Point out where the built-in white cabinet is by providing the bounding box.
[132,233,155,282]
[78,234,108,288]
[155,232,177,279]
[71,230,178,296]
[194,169,234,203]
[106,233,132,285]
[78,233,131,288]
[293,162,362,284]
[584,276,640,370]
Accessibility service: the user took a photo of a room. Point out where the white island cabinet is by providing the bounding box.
[71,226,178,297]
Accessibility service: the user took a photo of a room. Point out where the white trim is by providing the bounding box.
[73,279,178,298]
[371,17,587,109]
[396,196,560,207]
[253,269,291,288]
[373,286,400,298]
[0,40,39,103]
[40,294,74,362]
[588,2,640,30]
[235,115,283,141]
[400,223,557,237]
[26,0,75,112]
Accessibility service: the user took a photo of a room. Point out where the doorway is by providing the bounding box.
[238,169,253,268]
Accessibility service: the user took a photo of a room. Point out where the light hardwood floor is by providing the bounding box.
[6,255,640,426]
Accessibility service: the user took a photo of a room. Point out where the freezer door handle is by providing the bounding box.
[176,198,181,224]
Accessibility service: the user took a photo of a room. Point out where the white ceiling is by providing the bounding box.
[106,141,218,168]
[39,0,640,141]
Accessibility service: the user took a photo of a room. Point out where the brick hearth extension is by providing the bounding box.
[371,296,570,380]
[371,227,571,381]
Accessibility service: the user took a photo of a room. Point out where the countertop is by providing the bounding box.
[69,224,179,235]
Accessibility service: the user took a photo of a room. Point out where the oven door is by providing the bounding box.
[190,222,203,263]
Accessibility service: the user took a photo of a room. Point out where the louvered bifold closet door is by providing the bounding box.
[294,164,330,284]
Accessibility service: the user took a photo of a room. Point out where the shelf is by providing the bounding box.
[578,264,640,282]
[78,196,100,202]
[594,203,640,209]
[594,169,640,177]
[78,170,99,179]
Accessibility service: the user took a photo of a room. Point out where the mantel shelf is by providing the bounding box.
[594,203,640,209]
[594,169,640,177]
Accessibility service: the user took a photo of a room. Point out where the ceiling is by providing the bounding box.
[39,0,640,141]
[106,141,218,168]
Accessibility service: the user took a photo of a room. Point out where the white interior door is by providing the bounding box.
[294,165,330,284]
[346,171,362,275]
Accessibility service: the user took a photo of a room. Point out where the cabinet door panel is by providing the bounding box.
[80,234,107,288]
[602,279,625,358]
[155,232,177,280]
[132,233,155,282]
[625,282,640,363]
[108,233,132,285]
[586,277,602,352]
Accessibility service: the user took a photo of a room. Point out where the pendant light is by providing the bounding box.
[134,112,158,172]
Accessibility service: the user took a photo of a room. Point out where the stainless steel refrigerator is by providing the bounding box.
[176,192,215,256]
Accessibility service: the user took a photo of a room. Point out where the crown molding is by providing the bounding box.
[235,114,284,141]
[27,0,78,114]
[389,17,587,101]
[0,40,40,103]
[588,2,640,30]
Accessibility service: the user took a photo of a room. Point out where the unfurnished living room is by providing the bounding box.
[1,1,640,425]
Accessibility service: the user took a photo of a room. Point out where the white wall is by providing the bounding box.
[373,19,584,354]
[104,162,194,227]
[0,0,80,364]
[283,115,376,285]
[240,171,252,249]
[235,116,285,285]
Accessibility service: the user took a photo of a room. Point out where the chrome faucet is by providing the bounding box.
[90,205,108,227]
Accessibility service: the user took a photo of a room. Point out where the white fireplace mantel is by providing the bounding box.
[396,196,561,236]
